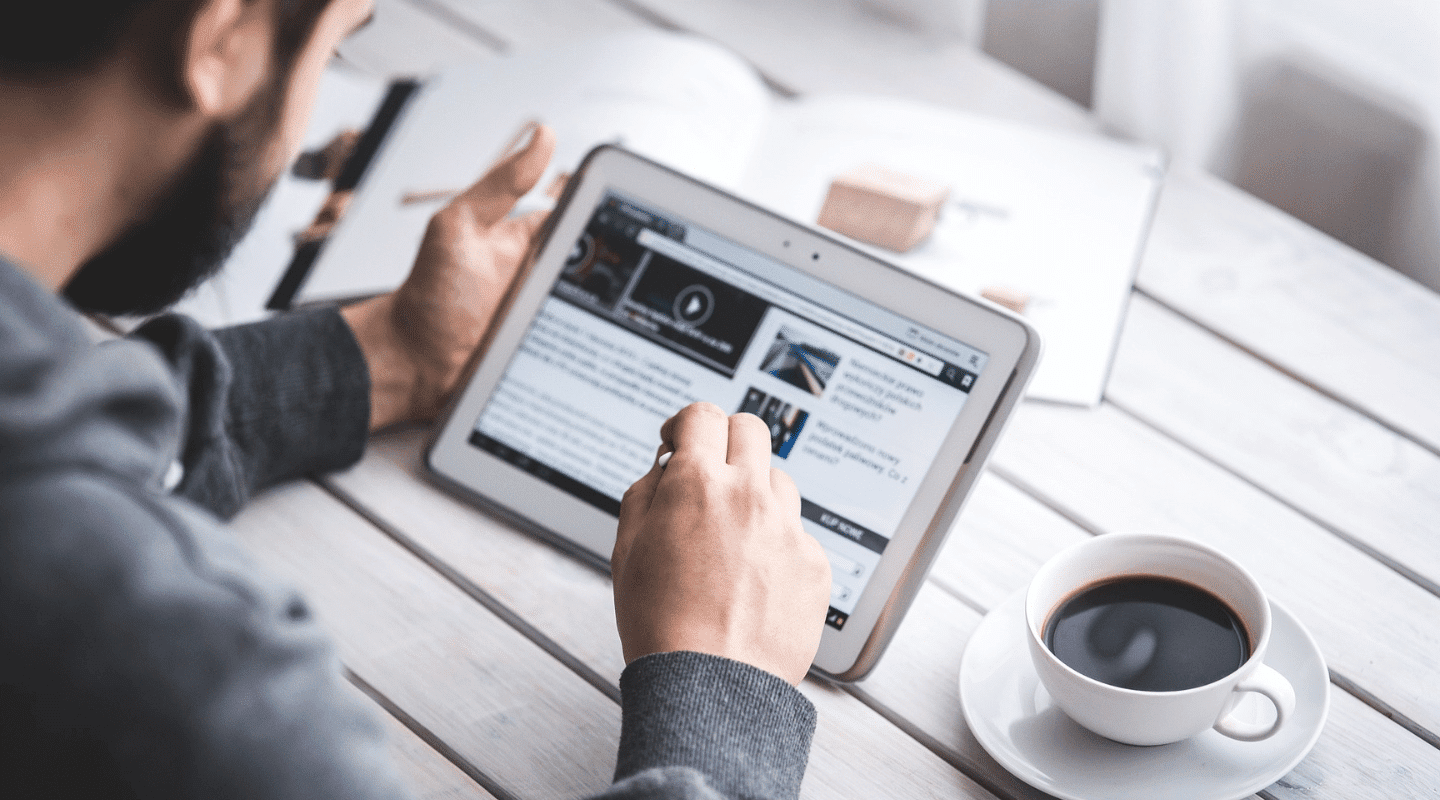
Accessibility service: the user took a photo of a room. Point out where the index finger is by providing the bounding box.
[726,412,773,469]
[659,402,730,469]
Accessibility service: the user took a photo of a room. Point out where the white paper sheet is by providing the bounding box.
[297,31,771,305]
[739,95,1165,405]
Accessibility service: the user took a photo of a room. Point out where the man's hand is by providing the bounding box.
[613,403,832,686]
[342,125,556,431]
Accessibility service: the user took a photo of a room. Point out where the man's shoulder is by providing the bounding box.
[0,253,91,366]
[0,254,181,494]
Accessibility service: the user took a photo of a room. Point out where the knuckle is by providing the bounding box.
[425,209,460,239]
[656,454,700,485]
[683,401,726,421]
[680,461,725,496]
[770,470,802,507]
[687,466,734,505]
[431,202,460,224]
[732,411,769,436]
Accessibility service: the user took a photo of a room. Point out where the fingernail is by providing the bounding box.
[497,120,541,162]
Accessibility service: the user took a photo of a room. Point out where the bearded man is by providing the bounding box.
[0,1,832,798]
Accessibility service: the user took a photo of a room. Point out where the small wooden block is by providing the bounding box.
[817,164,949,252]
[980,285,1030,314]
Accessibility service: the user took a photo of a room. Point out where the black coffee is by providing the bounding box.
[1043,576,1250,692]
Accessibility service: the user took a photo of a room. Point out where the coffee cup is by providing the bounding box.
[1024,534,1295,746]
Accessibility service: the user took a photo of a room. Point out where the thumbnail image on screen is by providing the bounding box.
[760,326,840,396]
[737,387,809,458]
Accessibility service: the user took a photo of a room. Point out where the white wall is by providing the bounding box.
[1094,0,1440,290]
[857,0,1440,291]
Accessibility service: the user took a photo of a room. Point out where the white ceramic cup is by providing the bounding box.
[1024,534,1296,746]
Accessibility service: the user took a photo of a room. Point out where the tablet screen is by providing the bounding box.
[469,192,989,629]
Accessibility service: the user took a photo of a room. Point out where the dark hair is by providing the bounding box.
[1,0,332,98]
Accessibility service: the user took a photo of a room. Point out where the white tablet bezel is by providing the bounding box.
[428,146,1040,680]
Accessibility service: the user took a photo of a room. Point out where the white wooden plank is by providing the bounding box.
[1108,294,1440,593]
[1135,170,1440,453]
[855,582,1054,800]
[384,721,496,800]
[326,428,1003,800]
[1289,686,1440,800]
[329,432,626,680]
[929,471,1088,612]
[351,682,498,800]
[854,471,1440,800]
[989,401,1440,741]
[802,680,995,800]
[611,0,1098,132]
[227,481,621,798]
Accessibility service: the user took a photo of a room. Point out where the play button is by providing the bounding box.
[673,284,715,326]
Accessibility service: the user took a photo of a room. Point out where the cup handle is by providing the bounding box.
[1213,663,1296,741]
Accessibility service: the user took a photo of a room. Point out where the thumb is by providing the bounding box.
[449,123,557,228]
[615,450,665,566]
[511,208,551,244]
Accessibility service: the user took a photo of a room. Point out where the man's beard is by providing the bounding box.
[63,77,283,317]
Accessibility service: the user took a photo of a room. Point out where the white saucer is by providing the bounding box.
[959,591,1329,800]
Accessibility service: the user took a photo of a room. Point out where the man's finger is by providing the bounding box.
[660,402,729,469]
[616,459,662,561]
[625,444,670,510]
[511,208,551,244]
[726,412,773,469]
[770,467,802,519]
[450,124,556,228]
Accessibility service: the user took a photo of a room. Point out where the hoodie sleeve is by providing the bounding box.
[130,306,370,519]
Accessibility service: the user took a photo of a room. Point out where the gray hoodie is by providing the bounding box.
[0,256,814,800]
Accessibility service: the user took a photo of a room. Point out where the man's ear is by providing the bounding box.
[182,0,272,115]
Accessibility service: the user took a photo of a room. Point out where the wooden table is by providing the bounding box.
[227,2,1440,797]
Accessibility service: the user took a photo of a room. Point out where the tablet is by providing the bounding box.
[427,146,1040,681]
